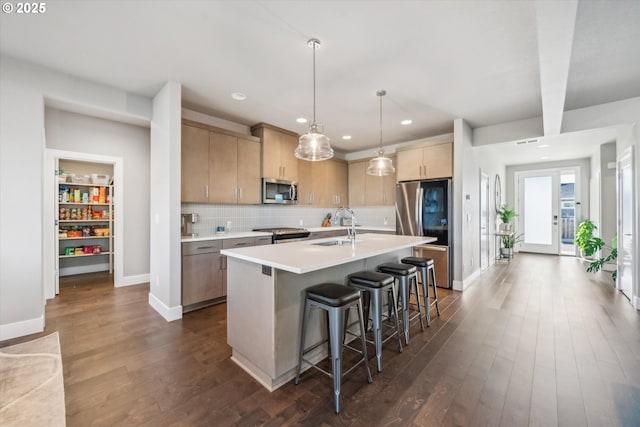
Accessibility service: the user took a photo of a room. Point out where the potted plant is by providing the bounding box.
[497,204,517,232]
[575,219,604,259]
[500,232,523,258]
[575,219,617,281]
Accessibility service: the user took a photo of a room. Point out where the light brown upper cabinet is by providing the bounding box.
[182,124,211,203]
[182,120,261,204]
[348,157,396,206]
[251,123,298,182]
[396,142,452,182]
[298,158,348,206]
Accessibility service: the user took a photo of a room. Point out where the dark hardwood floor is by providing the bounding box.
[2,254,639,426]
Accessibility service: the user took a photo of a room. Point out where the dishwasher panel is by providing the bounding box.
[414,244,450,289]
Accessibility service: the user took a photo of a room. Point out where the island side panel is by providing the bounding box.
[227,258,276,383]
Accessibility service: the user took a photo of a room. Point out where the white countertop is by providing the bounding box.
[181,231,272,243]
[221,233,436,274]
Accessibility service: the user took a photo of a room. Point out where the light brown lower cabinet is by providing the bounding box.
[182,241,224,311]
[183,236,272,312]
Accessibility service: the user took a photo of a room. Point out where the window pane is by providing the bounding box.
[524,176,552,245]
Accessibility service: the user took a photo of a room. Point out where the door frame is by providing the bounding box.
[617,146,636,307]
[479,170,490,271]
[44,149,124,300]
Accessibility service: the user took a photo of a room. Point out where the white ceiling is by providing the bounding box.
[1,0,639,159]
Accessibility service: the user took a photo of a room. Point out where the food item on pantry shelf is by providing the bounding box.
[74,247,84,255]
[98,187,106,204]
[74,189,81,202]
[82,193,89,203]
[92,210,103,220]
[92,245,102,254]
[64,247,74,256]
[92,187,99,202]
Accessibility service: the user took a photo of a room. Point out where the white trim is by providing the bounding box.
[148,292,182,321]
[634,296,640,310]
[60,263,110,277]
[117,273,150,287]
[0,315,44,341]
[453,267,482,291]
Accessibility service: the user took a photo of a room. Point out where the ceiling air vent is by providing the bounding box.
[515,138,539,146]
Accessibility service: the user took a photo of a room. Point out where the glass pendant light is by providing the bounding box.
[295,38,334,161]
[367,90,395,176]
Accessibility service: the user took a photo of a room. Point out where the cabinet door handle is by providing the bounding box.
[205,185,209,199]
[233,188,237,200]
[238,187,243,200]
[197,246,214,250]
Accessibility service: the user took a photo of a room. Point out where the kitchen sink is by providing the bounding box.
[311,239,354,246]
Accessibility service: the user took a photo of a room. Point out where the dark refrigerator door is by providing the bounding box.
[396,181,422,236]
[421,180,449,245]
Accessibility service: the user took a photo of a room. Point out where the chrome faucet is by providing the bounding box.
[334,206,356,242]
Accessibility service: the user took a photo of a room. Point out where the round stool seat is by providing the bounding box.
[306,283,361,307]
[378,263,417,276]
[401,257,434,268]
[348,271,395,288]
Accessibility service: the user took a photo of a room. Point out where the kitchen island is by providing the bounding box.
[221,233,435,391]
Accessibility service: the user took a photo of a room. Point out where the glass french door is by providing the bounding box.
[618,148,634,301]
[518,171,560,254]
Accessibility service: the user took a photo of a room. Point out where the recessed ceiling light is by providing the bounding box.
[538,144,549,148]
[540,156,549,160]
[231,92,247,101]
[296,117,308,123]
[342,135,352,140]
[401,119,412,125]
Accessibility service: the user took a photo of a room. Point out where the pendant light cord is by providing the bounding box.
[379,92,383,151]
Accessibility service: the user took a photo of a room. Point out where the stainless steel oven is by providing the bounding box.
[262,178,298,205]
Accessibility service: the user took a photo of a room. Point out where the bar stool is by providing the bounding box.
[294,283,372,414]
[347,271,403,373]
[401,257,440,326]
[377,263,424,345]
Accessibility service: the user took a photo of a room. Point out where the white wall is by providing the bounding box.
[148,82,183,322]
[45,108,151,278]
[599,142,617,248]
[0,56,153,340]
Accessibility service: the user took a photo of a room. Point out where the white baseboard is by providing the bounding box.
[60,263,109,276]
[453,268,482,291]
[116,273,150,287]
[0,314,44,341]
[634,296,640,310]
[148,292,182,322]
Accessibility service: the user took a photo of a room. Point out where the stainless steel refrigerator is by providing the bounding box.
[396,179,452,288]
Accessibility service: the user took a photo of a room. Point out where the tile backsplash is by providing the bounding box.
[181,204,395,234]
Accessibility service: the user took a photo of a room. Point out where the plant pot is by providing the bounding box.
[500,247,513,258]
[499,223,512,232]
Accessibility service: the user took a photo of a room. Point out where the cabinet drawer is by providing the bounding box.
[254,236,273,246]
[223,237,256,249]
[182,240,223,255]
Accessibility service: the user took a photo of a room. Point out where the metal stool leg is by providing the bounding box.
[410,274,425,332]
[295,299,311,385]
[328,306,344,413]
[429,265,440,316]
[418,266,431,326]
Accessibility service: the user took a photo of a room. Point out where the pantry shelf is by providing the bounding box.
[59,251,112,259]
[58,178,113,275]
[59,236,111,241]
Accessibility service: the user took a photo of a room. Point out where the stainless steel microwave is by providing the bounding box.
[262,178,298,205]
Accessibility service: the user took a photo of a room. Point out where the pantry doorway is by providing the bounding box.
[44,149,123,299]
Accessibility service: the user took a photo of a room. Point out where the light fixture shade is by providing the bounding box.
[296,38,334,162]
[295,127,334,161]
[366,152,395,176]
[366,89,395,176]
